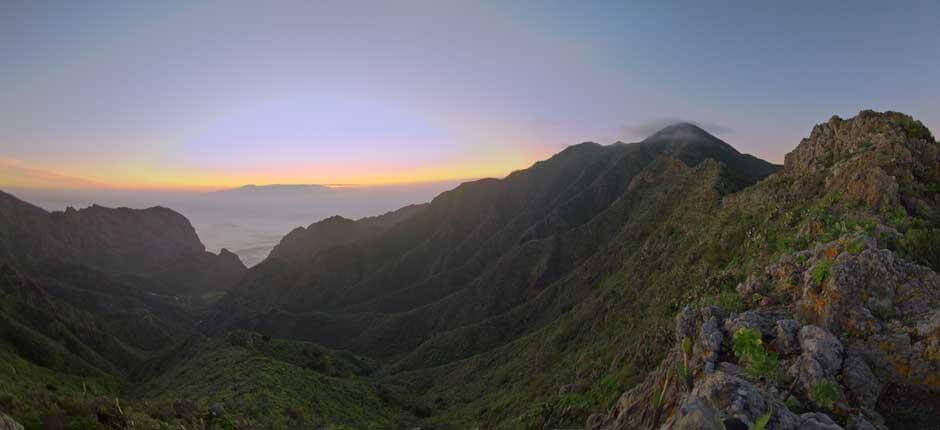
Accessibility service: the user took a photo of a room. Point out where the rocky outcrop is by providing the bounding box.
[783,110,938,213]
[590,236,939,429]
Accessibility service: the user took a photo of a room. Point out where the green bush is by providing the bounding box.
[784,397,804,413]
[732,328,779,381]
[809,380,840,409]
[811,260,831,285]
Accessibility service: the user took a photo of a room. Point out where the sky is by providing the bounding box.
[2,0,938,190]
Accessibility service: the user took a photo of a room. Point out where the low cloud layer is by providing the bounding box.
[620,118,733,141]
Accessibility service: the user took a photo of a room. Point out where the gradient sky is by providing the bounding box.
[2,0,938,189]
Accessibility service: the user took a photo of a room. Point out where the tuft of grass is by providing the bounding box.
[752,407,772,430]
[698,290,745,313]
[844,238,865,254]
[811,260,832,285]
[674,361,687,384]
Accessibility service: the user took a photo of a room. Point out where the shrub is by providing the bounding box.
[809,380,840,409]
[784,396,804,413]
[732,328,779,381]
[811,260,831,285]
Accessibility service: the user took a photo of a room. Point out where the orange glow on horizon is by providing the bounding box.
[1,154,548,192]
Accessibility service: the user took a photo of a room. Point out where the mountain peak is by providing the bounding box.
[642,122,718,144]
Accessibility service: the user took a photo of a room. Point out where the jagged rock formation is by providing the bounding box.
[590,111,939,429]
[589,237,939,430]
[783,110,938,214]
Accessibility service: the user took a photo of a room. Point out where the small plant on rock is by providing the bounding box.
[809,379,840,409]
[752,406,772,430]
[811,260,832,285]
[732,328,779,381]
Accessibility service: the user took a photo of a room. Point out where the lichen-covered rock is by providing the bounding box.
[773,319,802,355]
[783,110,937,212]
[691,371,800,430]
[699,319,722,376]
[724,309,791,338]
[669,396,724,430]
[841,350,881,409]
[675,305,727,376]
[793,244,940,393]
[799,326,843,376]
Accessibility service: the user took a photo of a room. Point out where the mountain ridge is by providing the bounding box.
[1,111,937,429]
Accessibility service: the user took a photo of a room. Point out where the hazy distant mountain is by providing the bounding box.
[267,203,428,261]
[0,191,246,294]
[7,181,463,267]
[207,183,337,196]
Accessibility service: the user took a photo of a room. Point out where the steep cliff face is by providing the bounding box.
[0,191,246,294]
[589,111,940,430]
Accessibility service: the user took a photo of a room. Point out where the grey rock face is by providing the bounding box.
[691,371,800,430]
[773,319,802,355]
[841,351,881,409]
[799,325,843,377]
[799,412,844,430]
[669,396,724,430]
[699,314,724,375]
[724,309,791,337]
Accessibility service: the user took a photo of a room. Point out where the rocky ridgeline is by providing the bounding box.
[589,236,939,429]
[783,110,938,213]
[589,110,940,429]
